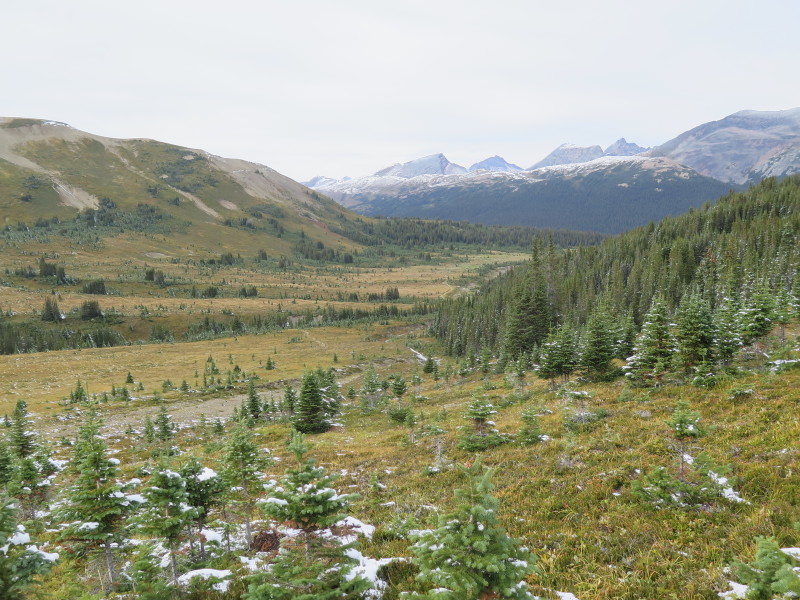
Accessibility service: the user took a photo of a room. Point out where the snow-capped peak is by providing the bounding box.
[468,156,522,172]
[373,153,467,178]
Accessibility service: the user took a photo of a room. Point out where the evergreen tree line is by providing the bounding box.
[332,216,607,251]
[434,176,800,359]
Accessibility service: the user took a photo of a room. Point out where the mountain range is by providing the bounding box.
[306,108,800,233]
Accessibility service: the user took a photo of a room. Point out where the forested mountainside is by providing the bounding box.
[434,176,800,359]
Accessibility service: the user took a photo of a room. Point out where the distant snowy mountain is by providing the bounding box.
[529,144,604,169]
[373,153,467,178]
[604,138,648,156]
[651,108,800,184]
[468,156,522,172]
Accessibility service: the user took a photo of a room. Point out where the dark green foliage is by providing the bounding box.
[41,296,62,322]
[10,400,35,459]
[434,176,800,358]
[733,537,800,599]
[246,431,371,600]
[58,408,127,588]
[408,459,536,599]
[154,405,174,442]
[180,458,225,559]
[135,464,197,583]
[503,252,552,360]
[536,324,578,387]
[294,371,330,434]
[81,279,106,295]
[79,300,103,320]
[222,425,271,546]
[626,297,675,385]
[247,379,261,420]
[0,500,56,600]
[581,306,616,377]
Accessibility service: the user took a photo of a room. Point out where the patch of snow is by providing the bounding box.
[337,516,375,540]
[718,580,749,599]
[177,568,232,593]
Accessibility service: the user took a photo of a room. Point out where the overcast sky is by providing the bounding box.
[3,0,798,182]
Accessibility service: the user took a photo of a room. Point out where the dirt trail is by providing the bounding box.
[40,363,383,439]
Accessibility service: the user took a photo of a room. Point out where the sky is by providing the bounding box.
[2,0,799,182]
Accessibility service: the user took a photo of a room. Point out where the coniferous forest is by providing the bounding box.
[434,176,800,364]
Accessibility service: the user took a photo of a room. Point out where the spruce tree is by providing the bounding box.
[245,431,371,600]
[247,379,261,420]
[154,404,174,442]
[674,291,715,373]
[537,323,577,388]
[0,500,57,600]
[738,284,775,345]
[58,408,128,589]
[10,400,36,459]
[409,460,536,599]
[581,306,615,378]
[221,425,270,547]
[667,400,704,481]
[626,297,675,385]
[294,371,330,434]
[713,296,743,365]
[283,383,297,415]
[733,537,800,599]
[518,407,544,446]
[136,464,197,584]
[0,440,14,486]
[180,458,225,559]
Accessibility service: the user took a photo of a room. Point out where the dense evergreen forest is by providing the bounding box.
[434,176,800,361]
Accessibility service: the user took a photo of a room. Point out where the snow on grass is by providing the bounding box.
[177,568,232,592]
[718,580,748,599]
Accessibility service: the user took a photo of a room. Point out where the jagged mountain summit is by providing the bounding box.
[651,107,800,184]
[604,138,649,156]
[468,156,522,172]
[373,153,467,178]
[529,143,605,169]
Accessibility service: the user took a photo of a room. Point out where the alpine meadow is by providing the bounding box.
[1,114,799,600]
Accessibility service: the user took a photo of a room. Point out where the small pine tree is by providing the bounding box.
[143,416,155,443]
[738,284,775,345]
[154,405,174,442]
[41,296,62,322]
[10,400,36,459]
[58,408,128,590]
[713,296,743,365]
[180,458,225,560]
[409,459,537,599]
[222,425,271,547]
[626,297,676,385]
[518,406,544,445]
[674,291,715,373]
[392,376,408,401]
[581,306,615,378]
[247,379,261,420]
[245,431,372,600]
[733,537,800,599]
[0,500,57,600]
[293,371,330,434]
[136,464,197,584]
[667,400,704,481]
